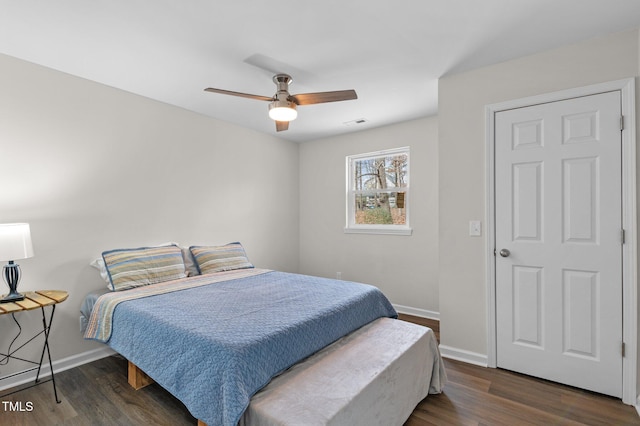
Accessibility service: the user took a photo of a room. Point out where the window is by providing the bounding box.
[345,147,411,235]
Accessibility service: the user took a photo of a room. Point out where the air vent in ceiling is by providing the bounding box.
[344,118,368,127]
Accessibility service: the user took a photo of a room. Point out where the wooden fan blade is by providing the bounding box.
[275,121,289,132]
[291,90,357,105]
[204,88,272,102]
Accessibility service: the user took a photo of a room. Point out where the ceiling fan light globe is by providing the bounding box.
[269,100,297,122]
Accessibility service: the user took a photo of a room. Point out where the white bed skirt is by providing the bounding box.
[239,317,446,426]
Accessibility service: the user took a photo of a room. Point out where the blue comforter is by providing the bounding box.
[106,271,397,425]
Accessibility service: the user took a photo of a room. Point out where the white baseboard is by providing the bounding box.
[393,306,491,367]
[393,304,439,320]
[636,395,640,417]
[0,346,115,392]
[439,344,488,367]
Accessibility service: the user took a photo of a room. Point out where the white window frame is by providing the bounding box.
[344,147,412,235]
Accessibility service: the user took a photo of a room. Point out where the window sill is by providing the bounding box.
[344,226,413,236]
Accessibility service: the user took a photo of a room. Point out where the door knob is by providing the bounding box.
[499,248,510,258]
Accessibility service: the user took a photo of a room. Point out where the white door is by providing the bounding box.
[495,91,623,397]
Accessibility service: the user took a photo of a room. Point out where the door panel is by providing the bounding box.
[495,91,622,397]
[513,161,543,241]
[562,269,598,357]
[563,157,598,243]
[512,265,543,348]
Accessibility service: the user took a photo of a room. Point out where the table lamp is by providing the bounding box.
[0,223,34,303]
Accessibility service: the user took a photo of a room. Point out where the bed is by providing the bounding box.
[82,243,446,425]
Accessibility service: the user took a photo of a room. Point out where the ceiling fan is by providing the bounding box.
[204,74,358,132]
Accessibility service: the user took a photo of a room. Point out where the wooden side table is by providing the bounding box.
[0,290,68,403]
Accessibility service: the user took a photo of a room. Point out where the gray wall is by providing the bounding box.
[0,53,300,376]
[299,117,439,316]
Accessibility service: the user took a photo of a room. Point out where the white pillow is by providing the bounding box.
[89,257,110,285]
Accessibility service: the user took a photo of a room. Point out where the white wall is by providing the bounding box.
[0,53,300,376]
[438,28,639,364]
[299,117,439,316]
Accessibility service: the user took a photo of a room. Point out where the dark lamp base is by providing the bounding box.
[2,261,25,303]
[0,291,25,303]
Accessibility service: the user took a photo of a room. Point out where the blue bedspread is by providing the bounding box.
[105,271,397,425]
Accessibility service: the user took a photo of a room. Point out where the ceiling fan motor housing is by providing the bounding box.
[273,73,293,91]
[268,73,298,121]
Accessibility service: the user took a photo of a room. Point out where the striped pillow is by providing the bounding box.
[190,242,254,275]
[103,245,187,291]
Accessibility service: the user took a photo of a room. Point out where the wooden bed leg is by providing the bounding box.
[127,360,155,390]
[197,420,207,426]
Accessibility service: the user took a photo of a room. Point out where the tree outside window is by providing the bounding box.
[346,147,411,235]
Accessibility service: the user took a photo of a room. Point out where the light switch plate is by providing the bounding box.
[469,220,482,236]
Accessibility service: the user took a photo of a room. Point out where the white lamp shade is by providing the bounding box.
[0,223,34,261]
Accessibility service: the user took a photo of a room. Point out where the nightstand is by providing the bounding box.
[0,290,68,403]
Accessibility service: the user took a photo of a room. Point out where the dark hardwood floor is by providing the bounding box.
[399,313,639,426]
[1,315,638,425]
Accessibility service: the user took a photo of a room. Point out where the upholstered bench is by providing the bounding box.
[237,317,446,426]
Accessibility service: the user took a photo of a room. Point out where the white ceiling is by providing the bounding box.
[1,1,640,142]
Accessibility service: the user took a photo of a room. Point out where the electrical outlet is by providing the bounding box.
[336,272,342,280]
